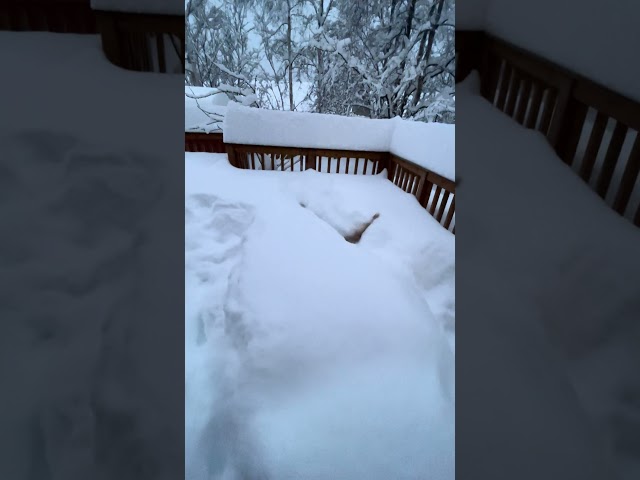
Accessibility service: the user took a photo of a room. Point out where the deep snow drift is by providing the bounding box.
[185,153,455,480]
[223,102,455,181]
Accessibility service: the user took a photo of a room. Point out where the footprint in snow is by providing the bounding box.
[186,194,255,346]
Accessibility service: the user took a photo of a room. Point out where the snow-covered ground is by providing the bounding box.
[0,32,182,155]
[0,31,183,479]
[185,153,455,480]
[457,75,640,480]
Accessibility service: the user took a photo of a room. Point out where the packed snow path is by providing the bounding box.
[185,153,455,480]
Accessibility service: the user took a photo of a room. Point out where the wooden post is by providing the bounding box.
[305,149,317,170]
[226,144,238,168]
[95,12,122,68]
[383,152,393,180]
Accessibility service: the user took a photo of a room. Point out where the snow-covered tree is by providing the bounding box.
[186,0,260,106]
[186,0,454,123]
[311,0,455,120]
[253,0,311,110]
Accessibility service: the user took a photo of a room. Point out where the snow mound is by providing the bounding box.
[223,102,393,151]
[390,117,455,181]
[223,103,455,181]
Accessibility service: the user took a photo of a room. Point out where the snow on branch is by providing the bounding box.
[213,62,253,86]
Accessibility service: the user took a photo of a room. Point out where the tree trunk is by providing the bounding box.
[405,0,417,40]
[316,0,324,113]
[317,49,324,113]
[389,0,398,27]
[287,3,294,111]
[412,0,445,108]
[394,0,417,117]
[382,0,398,72]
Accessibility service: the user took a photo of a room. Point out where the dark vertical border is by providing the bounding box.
[0,2,185,478]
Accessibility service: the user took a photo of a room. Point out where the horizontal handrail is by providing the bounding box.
[0,0,97,33]
[185,132,225,153]
[457,29,640,227]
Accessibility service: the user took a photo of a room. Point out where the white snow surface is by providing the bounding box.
[457,69,481,95]
[223,102,393,152]
[185,152,455,480]
[390,117,455,181]
[458,84,640,480]
[456,0,490,29]
[223,103,455,180]
[460,1,640,101]
[485,0,640,103]
[185,86,227,133]
[91,0,184,15]
[0,32,183,480]
[0,32,181,154]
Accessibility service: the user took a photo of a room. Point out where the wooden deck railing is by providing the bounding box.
[225,142,456,234]
[95,10,183,73]
[457,30,640,227]
[1,1,183,74]
[0,0,96,32]
[388,154,456,232]
[185,132,225,153]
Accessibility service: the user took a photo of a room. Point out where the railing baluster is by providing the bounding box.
[579,111,608,182]
[429,186,442,215]
[443,198,455,230]
[525,82,543,129]
[613,135,640,215]
[157,34,166,73]
[539,89,557,136]
[436,191,450,222]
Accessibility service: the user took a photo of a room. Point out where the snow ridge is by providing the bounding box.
[223,103,455,181]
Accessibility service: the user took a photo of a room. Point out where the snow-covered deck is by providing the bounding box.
[1,0,184,73]
[219,103,457,232]
[185,152,455,479]
[1,29,184,478]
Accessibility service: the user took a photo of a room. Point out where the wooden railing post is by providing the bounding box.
[95,11,184,73]
[305,149,317,170]
[384,152,394,180]
[417,179,434,208]
[226,144,238,168]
